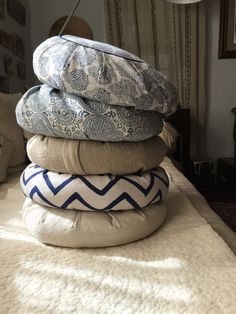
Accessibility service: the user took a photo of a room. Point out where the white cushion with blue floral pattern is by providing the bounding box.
[33,35,178,116]
[16,85,163,142]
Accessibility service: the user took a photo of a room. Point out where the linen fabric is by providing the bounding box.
[0,135,13,182]
[27,135,167,175]
[20,163,169,211]
[33,35,178,116]
[0,92,26,167]
[16,85,163,142]
[23,198,167,248]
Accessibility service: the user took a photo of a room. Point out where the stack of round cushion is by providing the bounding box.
[16,35,178,248]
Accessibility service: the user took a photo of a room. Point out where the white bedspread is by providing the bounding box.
[1,170,236,313]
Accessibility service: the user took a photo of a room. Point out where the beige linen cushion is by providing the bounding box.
[27,135,167,175]
[0,92,26,167]
[0,135,13,182]
[23,198,167,248]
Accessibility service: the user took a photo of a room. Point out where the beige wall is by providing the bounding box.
[206,0,236,159]
[29,0,106,52]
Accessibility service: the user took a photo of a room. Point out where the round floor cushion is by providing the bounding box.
[23,198,167,248]
[20,164,169,211]
[33,35,178,115]
[27,135,167,175]
[16,85,163,142]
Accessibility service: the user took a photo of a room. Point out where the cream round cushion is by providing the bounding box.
[20,164,169,211]
[33,35,178,116]
[23,198,167,248]
[27,135,167,175]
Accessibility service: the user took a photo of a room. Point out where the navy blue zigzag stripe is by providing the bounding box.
[24,170,169,196]
[22,169,46,185]
[29,187,164,211]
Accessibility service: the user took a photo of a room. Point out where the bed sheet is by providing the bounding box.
[0,165,236,313]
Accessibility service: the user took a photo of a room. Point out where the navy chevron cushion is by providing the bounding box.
[20,164,169,211]
[33,35,178,116]
[16,85,163,142]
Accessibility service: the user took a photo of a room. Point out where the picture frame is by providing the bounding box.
[0,0,5,17]
[219,0,236,58]
[4,55,14,75]
[0,29,13,50]
[17,62,26,80]
[7,0,25,25]
[13,34,25,59]
[0,78,9,93]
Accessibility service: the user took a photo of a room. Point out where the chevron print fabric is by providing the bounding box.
[20,164,169,211]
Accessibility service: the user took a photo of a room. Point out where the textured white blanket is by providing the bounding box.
[1,171,236,313]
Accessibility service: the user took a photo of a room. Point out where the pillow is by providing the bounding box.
[0,92,26,168]
[16,85,163,142]
[0,135,13,182]
[27,135,167,175]
[33,35,178,116]
[20,163,169,211]
[23,198,167,248]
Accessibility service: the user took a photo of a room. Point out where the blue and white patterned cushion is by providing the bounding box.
[20,163,169,211]
[16,85,163,141]
[33,35,178,116]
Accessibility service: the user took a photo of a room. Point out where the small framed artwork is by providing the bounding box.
[4,55,14,75]
[0,0,5,17]
[0,29,13,50]
[219,0,236,58]
[17,62,26,80]
[7,0,25,25]
[13,34,25,58]
[0,78,10,93]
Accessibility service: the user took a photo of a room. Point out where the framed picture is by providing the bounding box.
[13,34,24,58]
[0,29,13,50]
[7,0,25,25]
[4,55,14,75]
[0,78,9,93]
[219,0,236,58]
[17,62,26,80]
[0,0,5,17]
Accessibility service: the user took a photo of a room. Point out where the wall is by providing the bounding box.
[29,0,106,52]
[206,0,236,160]
[0,0,34,92]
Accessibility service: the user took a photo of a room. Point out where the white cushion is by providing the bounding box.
[33,35,178,116]
[23,198,167,248]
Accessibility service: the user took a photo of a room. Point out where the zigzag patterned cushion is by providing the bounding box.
[33,35,178,116]
[27,135,167,175]
[23,198,167,248]
[16,85,163,142]
[20,164,169,211]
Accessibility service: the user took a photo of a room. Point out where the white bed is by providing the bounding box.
[1,157,236,313]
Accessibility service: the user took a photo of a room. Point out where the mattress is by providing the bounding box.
[0,157,236,313]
